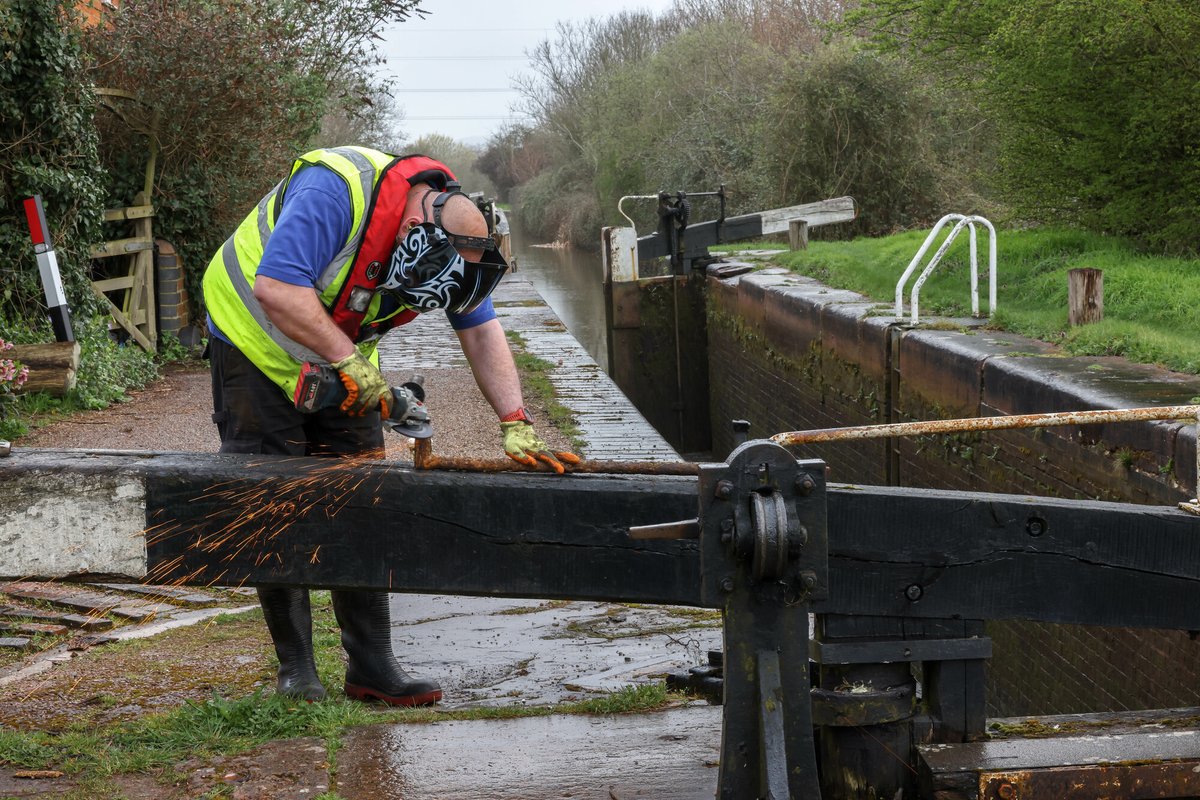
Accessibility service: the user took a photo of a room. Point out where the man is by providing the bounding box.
[202,146,579,706]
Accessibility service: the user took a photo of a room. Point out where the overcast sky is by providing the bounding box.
[378,0,678,146]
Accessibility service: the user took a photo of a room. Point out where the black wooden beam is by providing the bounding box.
[12,449,1200,630]
[635,214,765,262]
[4,450,704,605]
[148,456,703,603]
[818,484,1200,629]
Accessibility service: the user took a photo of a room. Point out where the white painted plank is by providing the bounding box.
[759,196,857,234]
[0,471,147,579]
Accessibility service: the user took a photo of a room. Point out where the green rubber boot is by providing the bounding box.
[257,587,327,702]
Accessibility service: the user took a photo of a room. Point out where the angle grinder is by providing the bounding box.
[293,362,433,439]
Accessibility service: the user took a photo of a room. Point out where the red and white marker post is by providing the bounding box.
[22,195,74,342]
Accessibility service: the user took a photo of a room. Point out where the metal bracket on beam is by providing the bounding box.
[695,440,829,799]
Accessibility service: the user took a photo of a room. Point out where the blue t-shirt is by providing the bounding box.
[208,164,496,341]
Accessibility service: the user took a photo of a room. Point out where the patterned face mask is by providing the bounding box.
[380,222,507,313]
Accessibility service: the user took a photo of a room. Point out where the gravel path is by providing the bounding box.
[17,274,665,465]
[17,358,576,462]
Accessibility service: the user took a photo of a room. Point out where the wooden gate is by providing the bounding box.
[91,88,159,353]
[89,191,156,352]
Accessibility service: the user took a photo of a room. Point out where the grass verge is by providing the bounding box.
[0,683,675,787]
[505,330,586,451]
[717,226,1200,375]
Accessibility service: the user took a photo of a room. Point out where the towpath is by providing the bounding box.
[2,274,722,799]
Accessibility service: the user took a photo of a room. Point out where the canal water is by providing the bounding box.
[507,216,609,372]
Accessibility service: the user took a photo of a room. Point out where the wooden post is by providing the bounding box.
[788,218,809,251]
[1068,268,1103,326]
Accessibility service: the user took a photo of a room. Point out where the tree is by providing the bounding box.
[854,0,1200,253]
[404,133,495,198]
[82,0,426,315]
[758,43,970,235]
[313,85,408,153]
[477,125,555,202]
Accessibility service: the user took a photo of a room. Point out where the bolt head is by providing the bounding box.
[795,474,816,495]
[720,577,735,593]
[905,584,923,602]
[715,480,734,500]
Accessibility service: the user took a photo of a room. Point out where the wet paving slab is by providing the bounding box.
[331,594,726,798]
[338,706,721,800]
[387,594,722,708]
[364,275,719,797]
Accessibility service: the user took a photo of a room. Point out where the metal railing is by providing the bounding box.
[895,213,997,324]
[771,404,1200,510]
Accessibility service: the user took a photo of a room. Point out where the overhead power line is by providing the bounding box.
[392,88,517,93]
[406,114,531,120]
[406,27,551,32]
[387,55,528,61]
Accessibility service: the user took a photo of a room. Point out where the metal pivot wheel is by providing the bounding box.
[711,440,823,596]
[749,490,789,581]
[744,490,811,583]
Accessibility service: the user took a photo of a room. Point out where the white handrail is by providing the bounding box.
[617,194,659,238]
[895,214,996,324]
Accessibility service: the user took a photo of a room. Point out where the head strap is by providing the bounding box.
[420,183,497,252]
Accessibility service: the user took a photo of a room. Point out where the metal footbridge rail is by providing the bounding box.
[5,404,1200,798]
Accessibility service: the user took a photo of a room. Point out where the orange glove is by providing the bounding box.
[501,419,581,475]
[332,352,391,417]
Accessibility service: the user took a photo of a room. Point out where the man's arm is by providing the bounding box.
[455,318,523,416]
[254,276,356,363]
[457,318,581,473]
[251,165,359,364]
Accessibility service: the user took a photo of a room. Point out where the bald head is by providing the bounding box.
[402,185,490,261]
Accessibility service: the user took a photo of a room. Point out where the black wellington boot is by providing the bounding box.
[331,590,442,706]
[257,587,327,702]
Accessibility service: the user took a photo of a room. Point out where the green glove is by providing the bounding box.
[501,420,581,475]
[332,351,391,417]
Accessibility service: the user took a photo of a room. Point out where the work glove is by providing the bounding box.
[332,351,391,417]
[501,420,581,475]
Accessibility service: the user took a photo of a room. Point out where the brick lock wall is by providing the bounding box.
[706,269,1200,716]
[76,0,117,27]
[707,273,889,484]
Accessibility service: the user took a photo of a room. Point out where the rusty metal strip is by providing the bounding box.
[410,439,699,476]
[772,404,1200,513]
[771,405,1200,446]
[982,761,1200,799]
[413,407,1200,482]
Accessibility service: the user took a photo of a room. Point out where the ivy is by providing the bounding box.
[81,0,425,322]
[0,0,107,328]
